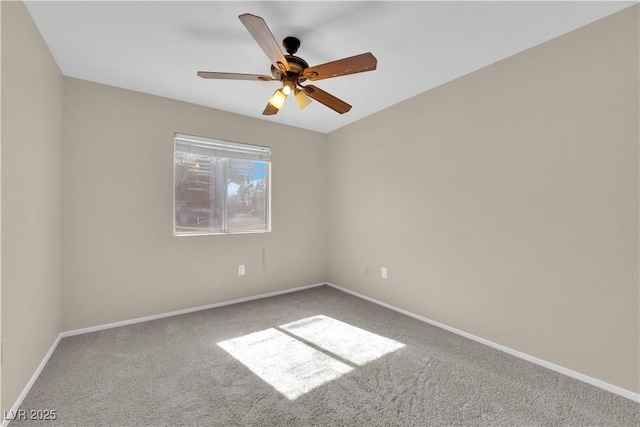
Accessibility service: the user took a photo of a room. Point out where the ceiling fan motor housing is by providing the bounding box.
[271,51,310,82]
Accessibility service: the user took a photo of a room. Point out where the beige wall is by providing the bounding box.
[61,78,326,331]
[326,5,639,394]
[1,1,63,413]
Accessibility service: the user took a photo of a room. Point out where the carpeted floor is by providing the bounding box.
[10,285,640,426]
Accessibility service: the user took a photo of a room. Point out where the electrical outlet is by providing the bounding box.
[381,267,388,279]
[238,265,245,276]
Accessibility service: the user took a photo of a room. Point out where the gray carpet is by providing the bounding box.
[10,285,640,426]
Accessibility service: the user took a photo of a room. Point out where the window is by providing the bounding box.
[174,133,271,235]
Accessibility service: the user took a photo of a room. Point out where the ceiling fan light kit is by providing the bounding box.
[294,88,312,110]
[198,13,377,116]
[268,89,287,110]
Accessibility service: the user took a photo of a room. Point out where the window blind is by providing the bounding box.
[175,133,271,162]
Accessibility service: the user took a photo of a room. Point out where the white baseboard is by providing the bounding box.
[326,282,640,403]
[4,282,326,426]
[2,335,61,427]
[4,280,637,426]
[61,282,326,338]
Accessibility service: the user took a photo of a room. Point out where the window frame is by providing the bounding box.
[173,133,271,236]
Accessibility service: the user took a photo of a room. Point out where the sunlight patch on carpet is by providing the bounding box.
[218,315,405,400]
[281,315,405,366]
[218,328,352,400]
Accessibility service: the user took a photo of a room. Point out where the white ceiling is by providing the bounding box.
[25,1,635,134]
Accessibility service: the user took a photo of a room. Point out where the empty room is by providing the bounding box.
[1,1,639,426]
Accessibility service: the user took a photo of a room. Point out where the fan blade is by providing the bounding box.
[197,72,274,81]
[302,85,352,114]
[302,52,378,80]
[303,52,377,81]
[239,14,290,72]
[262,103,280,116]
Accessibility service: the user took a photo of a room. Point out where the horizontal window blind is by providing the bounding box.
[175,133,271,162]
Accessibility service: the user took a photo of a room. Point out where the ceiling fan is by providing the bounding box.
[197,13,377,116]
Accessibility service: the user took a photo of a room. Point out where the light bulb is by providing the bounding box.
[282,77,296,96]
